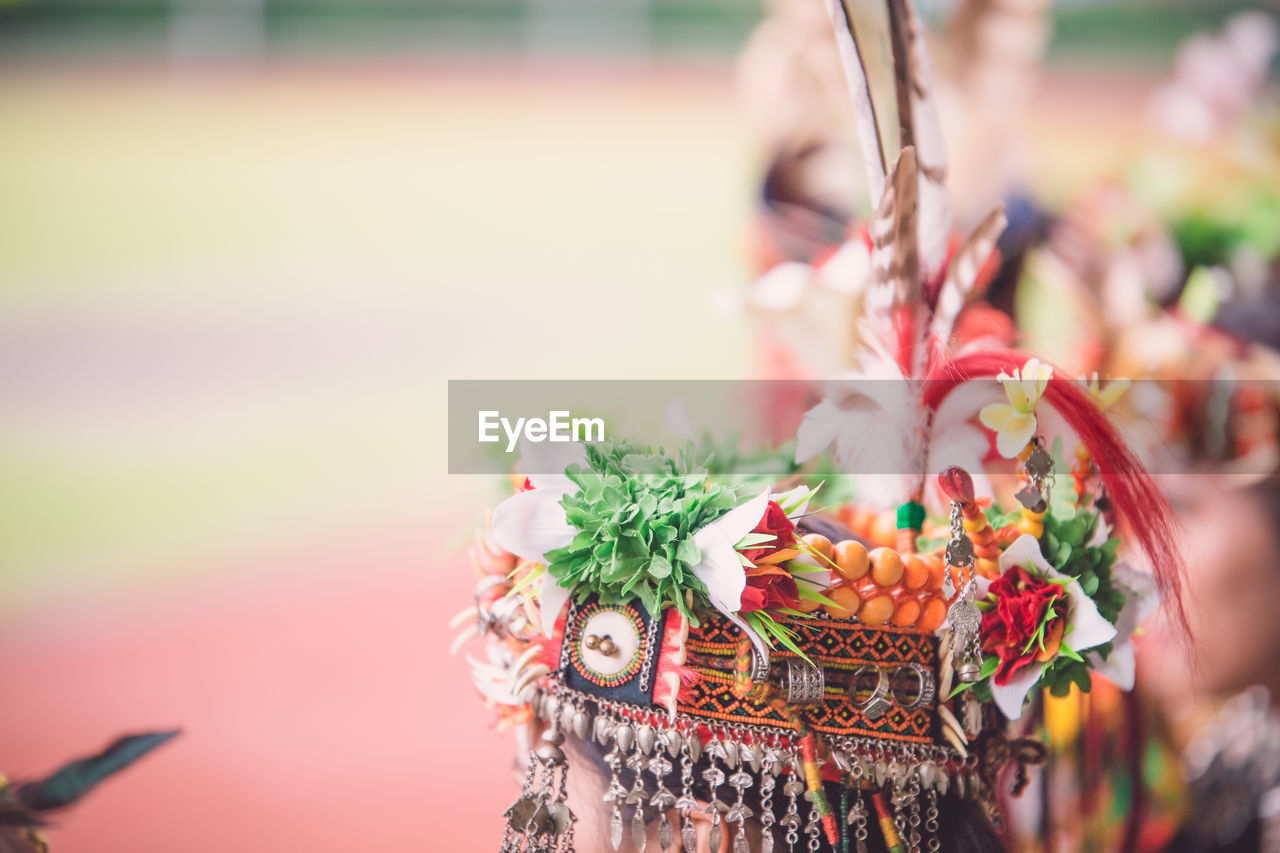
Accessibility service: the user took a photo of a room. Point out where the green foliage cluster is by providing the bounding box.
[543,442,742,618]
[1035,506,1123,697]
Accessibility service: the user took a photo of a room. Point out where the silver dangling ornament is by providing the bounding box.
[944,502,984,683]
[501,692,576,853]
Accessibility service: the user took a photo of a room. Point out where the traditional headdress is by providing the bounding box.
[453,3,1184,852]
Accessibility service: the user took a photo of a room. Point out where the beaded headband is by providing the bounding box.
[453,2,1184,852]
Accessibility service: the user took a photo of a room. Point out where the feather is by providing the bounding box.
[16,732,178,813]
[823,0,887,206]
[886,0,951,285]
[448,605,478,630]
[865,147,920,374]
[449,623,480,656]
[928,204,1007,364]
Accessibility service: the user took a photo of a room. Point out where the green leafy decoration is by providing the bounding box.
[543,442,744,619]
[1038,507,1124,625]
[743,610,815,664]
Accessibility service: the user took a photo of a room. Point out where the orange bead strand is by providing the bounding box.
[820,542,947,630]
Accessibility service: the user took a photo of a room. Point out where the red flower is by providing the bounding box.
[980,565,1068,685]
[740,501,798,564]
[739,563,801,613]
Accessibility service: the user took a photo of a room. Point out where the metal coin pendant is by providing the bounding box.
[637,723,656,755]
[611,809,624,850]
[658,814,674,851]
[632,810,648,853]
[572,709,590,741]
[681,817,697,853]
[615,723,635,753]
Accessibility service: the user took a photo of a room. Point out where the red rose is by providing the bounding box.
[980,565,1068,685]
[740,501,798,564]
[739,563,801,613]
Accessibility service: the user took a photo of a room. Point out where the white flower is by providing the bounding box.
[1087,560,1159,690]
[490,440,590,637]
[688,489,773,661]
[795,368,996,513]
[688,489,771,617]
[979,357,1053,458]
[978,534,1117,720]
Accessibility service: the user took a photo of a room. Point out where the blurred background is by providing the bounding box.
[0,1,1274,850]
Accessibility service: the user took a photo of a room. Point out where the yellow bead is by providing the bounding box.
[961,516,986,534]
[1018,519,1044,537]
[1017,444,1035,462]
[1020,507,1047,521]
[1074,444,1092,462]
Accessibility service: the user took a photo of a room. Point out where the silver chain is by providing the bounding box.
[637,608,663,692]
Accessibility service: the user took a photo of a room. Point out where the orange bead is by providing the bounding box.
[824,585,862,620]
[891,599,922,627]
[917,598,948,632]
[859,595,895,626]
[846,508,872,537]
[833,540,870,581]
[870,548,905,587]
[803,533,833,562]
[870,513,897,548]
[976,557,1001,579]
[903,556,930,590]
[924,556,946,591]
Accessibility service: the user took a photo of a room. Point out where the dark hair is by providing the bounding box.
[566,730,1004,853]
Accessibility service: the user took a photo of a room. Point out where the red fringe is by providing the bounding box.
[654,614,700,718]
[537,609,569,671]
[923,349,1189,637]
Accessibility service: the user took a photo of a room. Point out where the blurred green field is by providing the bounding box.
[0,66,757,613]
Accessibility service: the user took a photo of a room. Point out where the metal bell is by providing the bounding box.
[957,660,983,683]
[1014,483,1047,513]
[1026,445,1053,479]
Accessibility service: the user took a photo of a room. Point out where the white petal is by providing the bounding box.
[710,489,774,546]
[995,412,1037,458]
[772,484,813,518]
[978,402,1013,432]
[1086,515,1111,548]
[539,572,572,638]
[1110,560,1161,637]
[1064,579,1117,652]
[689,490,771,614]
[689,527,748,615]
[991,662,1044,721]
[795,399,843,463]
[491,489,576,564]
[998,534,1056,576]
[1089,641,1135,691]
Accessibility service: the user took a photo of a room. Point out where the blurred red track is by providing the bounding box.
[0,527,515,852]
